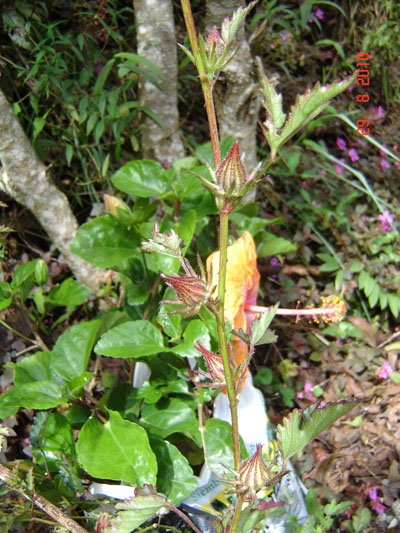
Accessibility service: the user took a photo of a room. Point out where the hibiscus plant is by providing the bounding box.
[0,1,360,532]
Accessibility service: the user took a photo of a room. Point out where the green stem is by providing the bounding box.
[180,0,220,167]
[217,213,241,472]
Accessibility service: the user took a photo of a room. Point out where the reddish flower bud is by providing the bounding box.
[239,444,270,492]
[216,141,247,195]
[161,274,209,316]
[195,341,225,382]
[205,26,222,58]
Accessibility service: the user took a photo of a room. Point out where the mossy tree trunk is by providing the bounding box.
[134,0,185,166]
[0,89,103,291]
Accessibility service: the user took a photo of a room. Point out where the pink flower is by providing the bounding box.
[376,361,393,379]
[367,486,385,514]
[280,33,287,40]
[378,210,394,232]
[336,137,347,151]
[297,381,315,401]
[348,148,359,162]
[333,158,345,174]
[315,8,325,20]
[380,158,390,170]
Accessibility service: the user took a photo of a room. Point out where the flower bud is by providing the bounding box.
[34,259,48,285]
[161,274,209,316]
[239,444,270,492]
[103,194,129,218]
[195,341,226,382]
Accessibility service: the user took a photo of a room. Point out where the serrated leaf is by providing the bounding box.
[277,400,359,460]
[259,62,286,153]
[77,410,157,485]
[104,494,166,533]
[95,320,165,358]
[220,0,257,43]
[250,304,279,345]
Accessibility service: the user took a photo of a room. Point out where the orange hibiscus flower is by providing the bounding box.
[206,231,260,379]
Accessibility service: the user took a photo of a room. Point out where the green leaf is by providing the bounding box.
[11,259,39,288]
[70,215,140,268]
[31,412,74,472]
[77,410,157,485]
[177,209,196,252]
[149,437,197,504]
[141,398,201,446]
[33,116,46,140]
[111,160,168,198]
[0,281,12,311]
[0,381,68,419]
[387,294,400,318]
[92,58,115,95]
[277,400,359,461]
[51,319,101,381]
[203,418,247,477]
[95,320,165,358]
[195,137,235,167]
[250,304,279,345]
[14,350,56,385]
[220,1,257,43]
[257,233,297,256]
[157,301,182,341]
[172,320,210,358]
[65,144,73,166]
[104,494,166,533]
[93,119,105,144]
[126,283,149,306]
[49,278,91,306]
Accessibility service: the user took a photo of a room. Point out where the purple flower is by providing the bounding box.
[367,486,385,514]
[336,137,347,151]
[297,381,315,401]
[315,8,325,20]
[380,158,390,170]
[308,15,313,23]
[348,148,359,162]
[280,33,287,41]
[333,158,345,174]
[270,257,281,267]
[376,361,393,379]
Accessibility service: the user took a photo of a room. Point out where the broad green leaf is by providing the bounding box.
[49,278,91,306]
[77,410,157,485]
[141,398,201,446]
[52,319,101,381]
[277,400,359,460]
[14,350,56,385]
[172,319,211,358]
[388,294,400,318]
[31,412,74,472]
[0,381,68,419]
[95,321,165,358]
[149,437,197,504]
[70,215,140,268]
[250,304,279,345]
[0,281,12,311]
[33,116,46,140]
[177,209,196,252]
[104,494,166,533]
[203,418,247,477]
[125,283,149,306]
[257,233,297,256]
[11,259,39,288]
[157,301,182,341]
[111,160,168,198]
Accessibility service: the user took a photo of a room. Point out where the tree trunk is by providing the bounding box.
[134,0,185,166]
[0,89,103,291]
[205,0,260,175]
